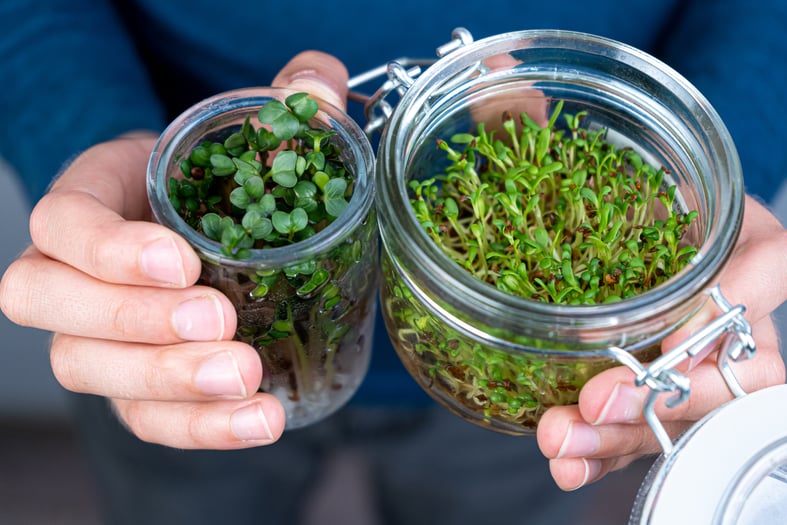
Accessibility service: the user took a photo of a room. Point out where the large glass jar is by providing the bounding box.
[375,30,744,435]
[148,88,378,430]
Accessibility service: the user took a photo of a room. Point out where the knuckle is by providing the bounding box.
[186,404,210,447]
[145,347,179,398]
[84,222,123,280]
[110,296,145,340]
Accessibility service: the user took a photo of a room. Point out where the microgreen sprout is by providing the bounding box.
[410,100,699,304]
[165,93,376,418]
[384,100,700,432]
[169,92,353,260]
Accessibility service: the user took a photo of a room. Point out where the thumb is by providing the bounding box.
[272,51,349,111]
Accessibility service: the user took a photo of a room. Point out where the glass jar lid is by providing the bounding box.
[630,383,787,524]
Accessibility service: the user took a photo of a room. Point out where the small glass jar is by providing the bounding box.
[375,30,744,435]
[148,87,378,430]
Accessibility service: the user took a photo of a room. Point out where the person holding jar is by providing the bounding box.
[0,0,785,523]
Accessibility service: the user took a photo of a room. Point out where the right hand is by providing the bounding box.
[0,51,349,449]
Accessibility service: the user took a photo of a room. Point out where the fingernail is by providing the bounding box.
[568,458,602,491]
[141,237,186,286]
[172,295,225,340]
[593,383,642,425]
[556,421,600,458]
[231,403,274,442]
[195,352,247,398]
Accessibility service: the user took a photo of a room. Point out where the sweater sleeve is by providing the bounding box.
[657,0,787,201]
[0,0,166,203]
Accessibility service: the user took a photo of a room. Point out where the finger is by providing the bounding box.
[540,407,652,490]
[664,197,787,352]
[29,137,202,287]
[716,197,787,324]
[50,334,261,401]
[538,316,783,485]
[1,249,235,342]
[582,315,783,428]
[272,50,349,111]
[538,404,690,461]
[548,454,642,492]
[112,394,285,450]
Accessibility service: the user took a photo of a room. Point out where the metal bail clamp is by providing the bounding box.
[608,285,756,456]
[347,28,476,136]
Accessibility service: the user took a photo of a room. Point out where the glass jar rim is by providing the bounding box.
[148,87,376,268]
[376,29,744,329]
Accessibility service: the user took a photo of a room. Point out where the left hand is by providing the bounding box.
[537,195,787,490]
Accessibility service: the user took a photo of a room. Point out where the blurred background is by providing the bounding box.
[1,155,785,523]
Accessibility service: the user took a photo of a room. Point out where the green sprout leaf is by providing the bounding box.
[243,175,265,200]
[285,92,319,122]
[256,127,280,152]
[271,150,298,188]
[272,208,309,236]
[169,93,355,258]
[210,154,236,176]
[410,100,699,305]
[242,210,273,240]
[323,177,348,217]
[229,187,250,209]
[201,213,228,241]
[258,99,299,140]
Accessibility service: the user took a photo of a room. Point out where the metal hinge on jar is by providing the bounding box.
[347,27,476,135]
[608,285,756,456]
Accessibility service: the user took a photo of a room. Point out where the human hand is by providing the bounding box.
[0,51,349,449]
[537,195,787,490]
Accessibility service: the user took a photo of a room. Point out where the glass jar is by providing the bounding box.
[374,30,744,435]
[148,87,378,430]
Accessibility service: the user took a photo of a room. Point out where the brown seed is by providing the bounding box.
[190,166,205,180]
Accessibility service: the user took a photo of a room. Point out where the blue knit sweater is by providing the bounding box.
[2,0,785,404]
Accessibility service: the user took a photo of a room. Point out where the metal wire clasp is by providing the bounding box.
[347,27,475,135]
[608,285,756,455]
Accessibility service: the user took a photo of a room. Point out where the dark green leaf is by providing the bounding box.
[201,213,223,241]
[294,180,317,199]
[323,177,348,217]
[272,211,292,235]
[260,193,277,216]
[244,175,265,200]
[232,158,258,185]
[323,177,347,199]
[285,92,319,122]
[258,99,299,140]
[223,131,246,151]
[256,127,280,152]
[189,145,211,167]
[210,154,236,176]
[305,151,325,171]
[242,210,273,239]
[230,187,250,209]
[290,207,308,231]
[179,159,192,177]
[271,150,297,187]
